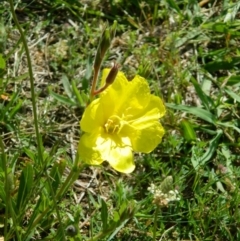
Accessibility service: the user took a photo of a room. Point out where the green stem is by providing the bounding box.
[9,2,84,239]
[46,175,66,241]
[56,162,85,200]
[89,231,111,241]
[153,206,160,241]
[86,226,116,241]
[9,0,43,165]
[93,83,108,95]
[26,161,85,236]
[90,65,100,100]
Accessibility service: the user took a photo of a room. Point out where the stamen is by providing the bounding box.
[104,115,122,134]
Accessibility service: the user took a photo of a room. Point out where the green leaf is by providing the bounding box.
[181,120,196,142]
[204,57,240,72]
[61,74,73,99]
[222,75,240,86]
[113,211,120,223]
[191,77,213,110]
[175,30,200,48]
[1,91,20,119]
[24,148,36,161]
[165,0,182,16]
[71,80,84,106]
[16,164,34,211]
[224,2,240,22]
[166,103,217,125]
[101,198,108,230]
[200,130,222,164]
[224,87,240,103]
[81,91,90,104]
[48,87,76,106]
[106,218,129,241]
[207,22,229,33]
[191,130,223,170]
[0,184,5,208]
[217,121,240,134]
[48,159,66,196]
[9,99,23,119]
[201,22,240,36]
[24,192,52,240]
[12,72,29,82]
[221,145,233,175]
[0,54,6,69]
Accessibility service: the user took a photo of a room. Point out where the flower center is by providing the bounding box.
[104,115,121,134]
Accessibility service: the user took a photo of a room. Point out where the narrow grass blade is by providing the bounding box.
[217,121,240,134]
[0,184,5,208]
[16,164,34,211]
[204,57,240,72]
[1,91,20,118]
[48,87,76,106]
[101,198,108,230]
[48,159,66,196]
[200,129,222,164]
[165,0,182,16]
[191,77,213,110]
[166,103,217,125]
[61,74,73,99]
[191,129,223,170]
[0,54,6,69]
[9,99,23,119]
[181,120,196,142]
[223,75,240,86]
[71,79,84,106]
[106,218,129,241]
[224,87,240,103]
[24,193,52,240]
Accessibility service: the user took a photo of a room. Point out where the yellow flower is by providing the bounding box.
[78,69,166,173]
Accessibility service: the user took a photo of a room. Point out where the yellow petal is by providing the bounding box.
[107,144,135,173]
[130,121,165,153]
[78,131,104,165]
[129,95,166,124]
[80,99,105,133]
[98,69,128,118]
[79,130,135,173]
[100,70,151,118]
[127,95,166,153]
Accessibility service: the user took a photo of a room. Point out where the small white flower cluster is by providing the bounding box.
[148,181,180,207]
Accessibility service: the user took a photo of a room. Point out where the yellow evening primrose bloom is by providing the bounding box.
[78,68,166,173]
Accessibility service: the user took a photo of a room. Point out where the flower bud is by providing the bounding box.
[105,63,119,86]
[94,21,117,71]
